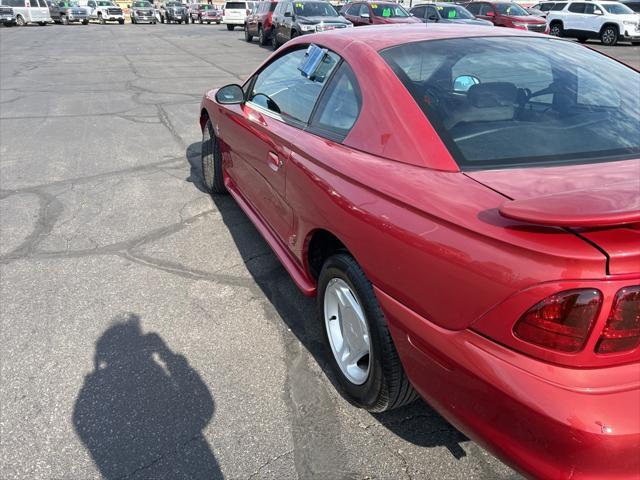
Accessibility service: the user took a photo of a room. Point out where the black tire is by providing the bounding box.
[131,16,136,23]
[201,119,227,194]
[600,25,618,46]
[258,25,267,46]
[62,15,69,25]
[16,14,25,26]
[244,24,252,41]
[632,41,640,46]
[271,30,279,50]
[317,253,418,412]
[99,13,105,24]
[577,36,587,43]
[290,29,298,39]
[38,21,46,25]
[549,21,562,37]
[226,23,234,30]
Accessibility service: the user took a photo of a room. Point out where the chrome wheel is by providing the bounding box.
[550,24,561,36]
[324,278,371,385]
[601,27,616,45]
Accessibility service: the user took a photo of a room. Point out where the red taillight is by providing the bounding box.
[596,286,640,354]
[514,289,602,353]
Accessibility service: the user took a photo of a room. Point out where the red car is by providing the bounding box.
[464,1,548,32]
[199,24,640,480]
[245,0,278,45]
[340,1,421,25]
[190,3,222,23]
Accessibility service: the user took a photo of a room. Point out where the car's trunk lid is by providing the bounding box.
[466,159,640,275]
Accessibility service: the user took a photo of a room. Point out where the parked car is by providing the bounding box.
[619,0,640,12]
[199,24,640,480]
[341,1,420,25]
[48,0,89,23]
[547,1,640,45]
[129,0,156,22]
[409,2,492,24]
[463,1,548,32]
[160,0,188,22]
[190,3,221,23]
[244,0,277,44]
[270,0,352,49]
[81,0,124,23]
[222,0,253,30]
[0,0,51,25]
[0,4,16,24]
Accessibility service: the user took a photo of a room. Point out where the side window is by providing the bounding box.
[284,1,291,15]
[425,5,437,19]
[550,2,566,9]
[583,3,595,13]
[465,2,479,14]
[411,5,425,17]
[568,2,585,12]
[479,4,493,15]
[249,49,339,124]
[358,3,368,15]
[345,3,357,14]
[310,63,362,140]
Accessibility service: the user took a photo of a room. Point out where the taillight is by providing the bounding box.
[596,286,640,354]
[514,289,602,353]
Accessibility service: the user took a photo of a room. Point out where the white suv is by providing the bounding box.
[547,0,640,45]
[222,0,254,30]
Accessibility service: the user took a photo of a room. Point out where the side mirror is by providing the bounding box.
[360,12,369,18]
[453,75,480,93]
[283,10,291,17]
[593,8,603,14]
[215,84,244,104]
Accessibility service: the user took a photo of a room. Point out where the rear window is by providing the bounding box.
[29,0,40,6]
[494,2,528,14]
[381,37,640,170]
[550,2,566,9]
[225,1,245,8]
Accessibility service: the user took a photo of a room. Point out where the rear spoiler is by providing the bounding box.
[499,181,640,227]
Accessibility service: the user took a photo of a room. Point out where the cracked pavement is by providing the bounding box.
[1,25,524,479]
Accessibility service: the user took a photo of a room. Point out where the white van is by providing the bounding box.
[0,0,51,24]
[222,0,253,30]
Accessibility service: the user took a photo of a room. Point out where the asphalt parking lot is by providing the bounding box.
[0,23,637,480]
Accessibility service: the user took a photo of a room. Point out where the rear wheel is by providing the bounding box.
[16,14,25,26]
[62,15,69,25]
[271,30,279,50]
[244,24,252,41]
[226,23,234,30]
[258,25,268,45]
[99,13,105,24]
[290,29,298,39]
[82,19,88,24]
[118,18,124,24]
[131,16,136,23]
[201,119,227,194]
[38,21,46,25]
[600,25,618,46]
[318,253,418,412]
[632,41,640,46]
[549,21,563,37]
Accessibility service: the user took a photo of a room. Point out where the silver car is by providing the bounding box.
[129,0,155,22]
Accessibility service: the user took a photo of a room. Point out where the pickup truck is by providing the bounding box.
[547,0,640,45]
[0,4,16,25]
[48,0,89,24]
[82,0,124,23]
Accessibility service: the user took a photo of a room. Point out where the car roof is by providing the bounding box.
[300,23,545,52]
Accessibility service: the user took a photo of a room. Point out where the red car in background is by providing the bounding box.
[245,0,278,45]
[464,1,549,31]
[190,3,222,23]
[340,1,420,25]
[199,24,640,480]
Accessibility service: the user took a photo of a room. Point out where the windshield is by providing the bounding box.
[132,1,151,6]
[293,2,338,16]
[96,1,113,5]
[166,1,181,5]
[437,5,474,19]
[601,3,634,13]
[380,37,640,170]
[60,0,79,6]
[371,3,409,17]
[494,3,528,15]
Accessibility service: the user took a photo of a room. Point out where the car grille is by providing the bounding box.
[107,7,121,14]
[527,24,546,32]
[0,6,13,14]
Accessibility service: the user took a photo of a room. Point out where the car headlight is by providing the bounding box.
[512,22,529,28]
[299,23,316,31]
[345,22,353,27]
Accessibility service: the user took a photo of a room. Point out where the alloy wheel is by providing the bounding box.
[323,278,371,385]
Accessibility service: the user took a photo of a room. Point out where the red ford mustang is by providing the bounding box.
[199,25,640,479]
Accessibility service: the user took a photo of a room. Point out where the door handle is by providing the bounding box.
[267,151,283,172]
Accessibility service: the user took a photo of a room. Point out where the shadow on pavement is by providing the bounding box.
[73,313,222,479]
[185,142,469,459]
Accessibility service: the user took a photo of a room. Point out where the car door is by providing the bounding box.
[281,0,293,40]
[47,0,59,19]
[217,48,341,242]
[565,2,586,30]
[87,0,96,17]
[425,4,438,22]
[581,2,602,33]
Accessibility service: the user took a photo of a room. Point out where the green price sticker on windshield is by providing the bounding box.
[382,7,391,16]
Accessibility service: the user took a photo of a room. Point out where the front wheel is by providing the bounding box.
[549,21,563,37]
[318,253,418,412]
[99,14,105,24]
[82,19,88,24]
[16,14,25,26]
[600,25,618,46]
[131,16,136,23]
[258,25,268,46]
[201,119,227,194]
[62,15,69,25]
[226,23,234,30]
[244,25,252,41]
[38,21,46,25]
[118,18,124,24]
[271,31,279,50]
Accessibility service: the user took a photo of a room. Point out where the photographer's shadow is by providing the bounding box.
[73,313,222,479]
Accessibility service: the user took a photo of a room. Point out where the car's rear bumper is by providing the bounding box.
[222,16,245,24]
[374,286,640,480]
